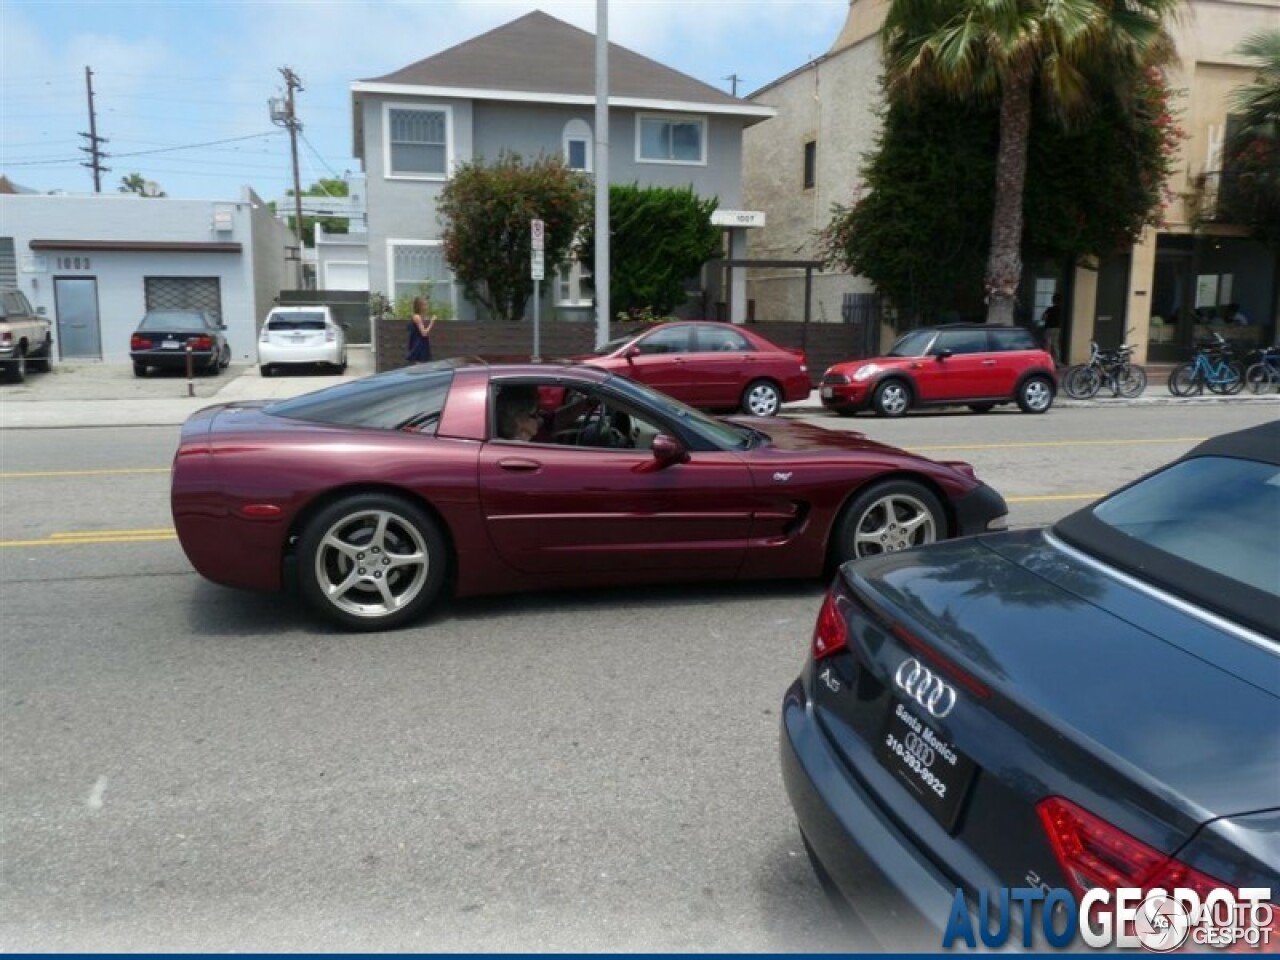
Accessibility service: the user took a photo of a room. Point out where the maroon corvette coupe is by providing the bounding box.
[171,360,1008,631]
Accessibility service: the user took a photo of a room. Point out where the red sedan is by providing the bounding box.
[582,321,812,416]
[171,360,1008,631]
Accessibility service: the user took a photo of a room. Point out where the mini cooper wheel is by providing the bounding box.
[742,379,782,417]
[1016,375,1054,413]
[297,493,447,631]
[832,479,945,565]
[872,379,911,418]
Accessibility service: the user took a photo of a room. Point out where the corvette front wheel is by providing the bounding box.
[297,493,447,631]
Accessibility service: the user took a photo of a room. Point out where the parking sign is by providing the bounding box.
[531,219,545,251]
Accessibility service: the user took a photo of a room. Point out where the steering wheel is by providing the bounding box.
[578,407,631,448]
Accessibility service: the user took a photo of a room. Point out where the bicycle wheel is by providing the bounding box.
[1207,361,1244,395]
[1168,362,1202,397]
[1063,364,1101,400]
[1114,363,1147,398]
[1246,363,1276,395]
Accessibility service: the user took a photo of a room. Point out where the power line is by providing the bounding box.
[5,130,282,166]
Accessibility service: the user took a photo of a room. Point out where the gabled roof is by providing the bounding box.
[352,10,773,155]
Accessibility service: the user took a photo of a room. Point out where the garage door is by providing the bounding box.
[145,277,222,323]
[324,262,368,292]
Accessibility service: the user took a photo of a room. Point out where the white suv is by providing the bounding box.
[258,306,347,376]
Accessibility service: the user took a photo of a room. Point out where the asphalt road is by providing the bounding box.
[0,402,1274,951]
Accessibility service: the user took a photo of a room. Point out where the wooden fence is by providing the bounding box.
[374,318,887,385]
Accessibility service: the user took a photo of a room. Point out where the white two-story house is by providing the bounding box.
[350,10,773,324]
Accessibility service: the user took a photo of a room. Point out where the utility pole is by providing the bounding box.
[594,0,610,350]
[271,66,306,287]
[80,66,109,192]
[723,74,740,97]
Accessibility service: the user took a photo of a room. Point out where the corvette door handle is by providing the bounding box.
[497,458,541,472]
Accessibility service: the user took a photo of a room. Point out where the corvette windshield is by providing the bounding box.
[604,374,753,450]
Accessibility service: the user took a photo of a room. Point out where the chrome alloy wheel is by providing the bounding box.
[875,381,911,417]
[851,491,938,556]
[744,380,782,416]
[313,508,431,619]
[1019,377,1054,413]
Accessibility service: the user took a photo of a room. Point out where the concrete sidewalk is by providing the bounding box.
[1,348,1276,430]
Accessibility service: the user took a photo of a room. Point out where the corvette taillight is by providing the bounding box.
[812,591,847,660]
[131,335,152,350]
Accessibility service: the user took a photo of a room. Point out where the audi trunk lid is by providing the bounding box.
[804,529,1280,893]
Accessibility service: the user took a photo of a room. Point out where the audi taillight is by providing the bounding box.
[812,592,848,660]
[1037,796,1279,941]
[131,335,152,350]
[259,326,270,343]
[189,336,213,350]
[325,328,336,342]
[1,331,11,345]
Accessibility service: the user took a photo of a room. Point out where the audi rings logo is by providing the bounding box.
[894,658,958,718]
[902,731,935,767]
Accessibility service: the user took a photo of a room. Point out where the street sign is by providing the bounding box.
[531,248,545,281]
[531,218,545,251]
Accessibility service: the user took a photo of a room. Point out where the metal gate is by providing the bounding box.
[144,277,222,323]
[841,293,882,359]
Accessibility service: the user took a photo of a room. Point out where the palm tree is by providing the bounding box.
[882,0,1182,324]
[1223,29,1280,251]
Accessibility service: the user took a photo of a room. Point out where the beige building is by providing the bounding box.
[743,0,1279,363]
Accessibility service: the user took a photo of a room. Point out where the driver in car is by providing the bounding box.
[494,384,542,442]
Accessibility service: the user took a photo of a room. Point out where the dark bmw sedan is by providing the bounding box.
[781,421,1279,951]
[130,309,230,377]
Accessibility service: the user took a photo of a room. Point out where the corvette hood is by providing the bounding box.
[727,416,902,455]
[845,528,1280,819]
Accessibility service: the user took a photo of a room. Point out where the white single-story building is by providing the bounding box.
[0,187,296,363]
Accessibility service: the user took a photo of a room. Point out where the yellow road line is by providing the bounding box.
[1,532,177,548]
[1006,493,1103,503]
[0,467,170,479]
[49,528,175,538]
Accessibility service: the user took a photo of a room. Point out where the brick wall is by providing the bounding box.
[375,318,885,385]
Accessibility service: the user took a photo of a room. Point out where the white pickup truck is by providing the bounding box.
[0,287,54,383]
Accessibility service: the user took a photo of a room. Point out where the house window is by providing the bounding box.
[803,141,816,190]
[391,242,454,310]
[555,259,593,306]
[563,118,592,172]
[386,105,449,178]
[637,114,706,165]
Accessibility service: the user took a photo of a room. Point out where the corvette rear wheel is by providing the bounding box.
[832,480,945,566]
[297,493,447,631]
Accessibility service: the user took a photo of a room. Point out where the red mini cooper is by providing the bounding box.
[821,324,1057,417]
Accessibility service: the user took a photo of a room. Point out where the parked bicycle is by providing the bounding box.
[1167,332,1244,396]
[1244,345,1280,394]
[1061,338,1147,399]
